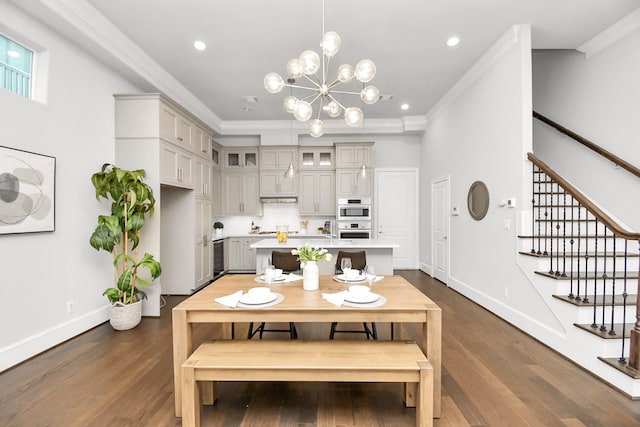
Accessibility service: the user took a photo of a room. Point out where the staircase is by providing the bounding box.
[521,113,640,393]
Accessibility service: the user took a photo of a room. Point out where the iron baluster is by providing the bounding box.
[531,166,536,253]
[618,240,629,363]
[599,227,608,332]
[591,219,598,327]
[548,181,554,274]
[608,234,617,336]
[576,203,582,301]
[536,168,542,255]
[543,174,549,256]
[561,191,567,277]
[568,195,575,299]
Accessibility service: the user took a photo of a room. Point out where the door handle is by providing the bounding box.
[443,236,448,240]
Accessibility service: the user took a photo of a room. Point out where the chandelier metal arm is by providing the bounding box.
[330,89,361,96]
[302,74,321,88]
[327,93,347,111]
[284,83,320,91]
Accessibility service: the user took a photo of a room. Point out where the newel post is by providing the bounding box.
[629,242,640,369]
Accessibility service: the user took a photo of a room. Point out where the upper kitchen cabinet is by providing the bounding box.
[159,102,193,151]
[336,169,372,198]
[335,142,373,168]
[299,146,334,170]
[160,142,193,189]
[260,146,297,169]
[191,123,212,159]
[223,147,259,169]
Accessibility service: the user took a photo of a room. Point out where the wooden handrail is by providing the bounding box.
[533,111,640,179]
[528,152,640,240]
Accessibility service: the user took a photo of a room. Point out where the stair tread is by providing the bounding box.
[519,251,639,258]
[574,322,634,339]
[552,294,637,306]
[598,358,640,379]
[518,234,623,239]
[536,271,639,280]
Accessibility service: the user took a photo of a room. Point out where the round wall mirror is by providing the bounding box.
[467,181,489,220]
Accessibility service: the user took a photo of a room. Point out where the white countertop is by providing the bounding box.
[250,238,399,249]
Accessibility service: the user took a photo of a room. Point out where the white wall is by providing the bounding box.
[532,27,640,230]
[420,25,566,337]
[0,3,140,371]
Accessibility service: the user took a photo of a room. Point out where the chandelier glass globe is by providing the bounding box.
[286,58,304,78]
[360,85,380,104]
[326,100,341,117]
[283,95,298,113]
[344,107,363,127]
[293,100,313,122]
[321,31,341,57]
[309,119,324,137]
[264,72,284,94]
[354,59,376,83]
[299,50,320,75]
[337,64,354,83]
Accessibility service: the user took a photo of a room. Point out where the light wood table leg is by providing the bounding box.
[172,309,192,417]
[425,309,442,418]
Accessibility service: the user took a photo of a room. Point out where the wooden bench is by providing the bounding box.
[181,339,433,427]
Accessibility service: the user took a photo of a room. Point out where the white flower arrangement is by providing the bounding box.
[291,243,333,267]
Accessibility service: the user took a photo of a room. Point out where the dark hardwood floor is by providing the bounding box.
[1,271,639,426]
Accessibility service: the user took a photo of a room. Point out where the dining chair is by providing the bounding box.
[330,250,378,340]
[247,250,300,339]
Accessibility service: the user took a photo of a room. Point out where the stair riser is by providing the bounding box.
[572,305,636,325]
[532,258,639,276]
[523,238,640,255]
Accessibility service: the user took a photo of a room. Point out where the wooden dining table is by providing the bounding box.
[172,274,441,418]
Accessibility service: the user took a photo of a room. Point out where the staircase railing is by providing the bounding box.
[528,152,640,373]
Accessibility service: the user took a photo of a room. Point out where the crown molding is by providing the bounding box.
[577,7,640,58]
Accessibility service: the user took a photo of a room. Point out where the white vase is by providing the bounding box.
[303,260,319,291]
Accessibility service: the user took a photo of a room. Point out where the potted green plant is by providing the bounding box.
[213,221,224,237]
[89,163,162,330]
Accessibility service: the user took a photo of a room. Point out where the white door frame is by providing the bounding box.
[431,175,450,285]
[374,167,419,269]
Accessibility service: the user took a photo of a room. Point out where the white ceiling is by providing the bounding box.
[12,0,640,133]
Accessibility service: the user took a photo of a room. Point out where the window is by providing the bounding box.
[0,33,33,98]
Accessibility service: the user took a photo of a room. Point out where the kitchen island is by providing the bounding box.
[251,238,399,275]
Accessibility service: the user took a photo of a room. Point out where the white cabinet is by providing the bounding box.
[227,237,257,272]
[194,157,211,199]
[191,123,211,158]
[160,143,193,189]
[115,94,216,301]
[260,171,297,197]
[160,102,193,151]
[223,173,261,215]
[336,169,372,198]
[299,171,335,216]
[299,147,334,169]
[195,198,213,286]
[260,147,297,169]
[335,143,372,168]
[223,148,259,169]
[211,169,222,216]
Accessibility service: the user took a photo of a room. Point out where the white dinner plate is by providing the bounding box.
[343,292,379,304]
[239,292,278,305]
[336,274,366,282]
[256,275,287,283]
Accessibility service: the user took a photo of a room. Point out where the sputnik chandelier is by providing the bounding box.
[263,0,379,137]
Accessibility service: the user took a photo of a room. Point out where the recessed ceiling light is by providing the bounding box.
[7,50,20,58]
[446,36,460,47]
[193,40,206,51]
[401,103,410,111]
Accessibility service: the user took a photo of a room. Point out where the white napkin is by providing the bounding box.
[214,290,243,308]
[285,273,303,282]
[372,275,384,283]
[322,290,348,307]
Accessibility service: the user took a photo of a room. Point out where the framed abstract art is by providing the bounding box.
[0,145,56,234]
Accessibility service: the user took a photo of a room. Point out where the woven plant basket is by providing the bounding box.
[109,299,143,331]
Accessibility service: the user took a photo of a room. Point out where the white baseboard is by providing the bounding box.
[0,306,109,372]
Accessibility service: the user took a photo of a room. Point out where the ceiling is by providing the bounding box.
[13,0,640,133]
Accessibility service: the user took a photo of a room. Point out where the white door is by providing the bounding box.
[432,176,449,284]
[376,168,419,269]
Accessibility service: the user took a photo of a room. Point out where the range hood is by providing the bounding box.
[260,197,298,204]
